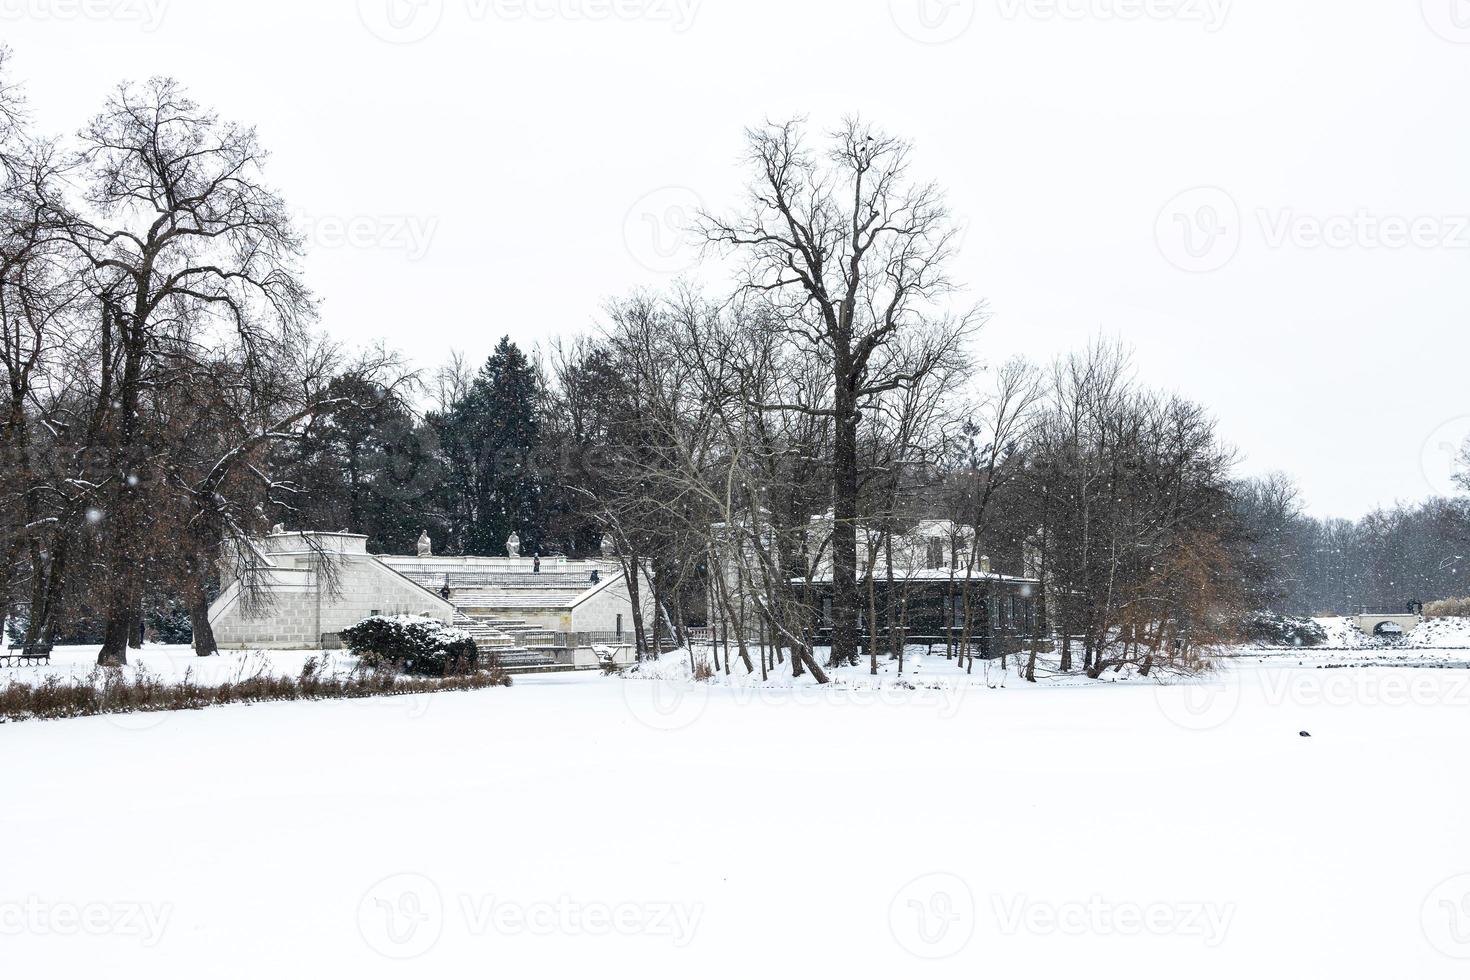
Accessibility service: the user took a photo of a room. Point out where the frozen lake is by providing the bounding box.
[4,644,1469,978]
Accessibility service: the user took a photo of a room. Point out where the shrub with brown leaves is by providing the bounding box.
[0,660,511,723]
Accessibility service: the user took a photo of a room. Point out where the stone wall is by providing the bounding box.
[570,574,651,635]
[210,554,455,650]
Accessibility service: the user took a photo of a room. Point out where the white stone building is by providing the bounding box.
[207,530,652,669]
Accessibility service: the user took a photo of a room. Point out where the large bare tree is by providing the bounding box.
[60,78,314,665]
[703,117,981,666]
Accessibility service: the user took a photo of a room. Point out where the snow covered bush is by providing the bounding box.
[339,615,478,676]
[1241,612,1326,648]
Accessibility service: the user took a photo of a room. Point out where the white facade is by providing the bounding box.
[207,531,653,663]
[209,533,454,650]
[378,553,652,638]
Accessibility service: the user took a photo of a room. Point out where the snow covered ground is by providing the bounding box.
[4,639,1470,978]
[1310,615,1470,651]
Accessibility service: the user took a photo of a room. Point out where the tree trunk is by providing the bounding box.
[758,622,768,681]
[190,587,218,657]
[98,311,146,668]
[884,533,900,662]
[830,376,859,669]
[22,534,68,657]
[867,553,880,675]
[1059,593,1073,672]
[794,643,830,684]
[624,551,649,659]
[129,603,144,649]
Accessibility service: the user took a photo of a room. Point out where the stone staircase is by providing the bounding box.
[452,612,567,673]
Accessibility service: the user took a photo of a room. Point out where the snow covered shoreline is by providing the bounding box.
[8,614,1470,705]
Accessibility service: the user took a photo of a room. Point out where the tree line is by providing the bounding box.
[1233,473,1469,617]
[4,53,1464,670]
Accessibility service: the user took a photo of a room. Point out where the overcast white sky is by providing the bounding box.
[4,0,1467,518]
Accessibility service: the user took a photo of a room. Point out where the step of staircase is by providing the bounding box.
[496,650,559,666]
[451,611,565,670]
[499,662,581,675]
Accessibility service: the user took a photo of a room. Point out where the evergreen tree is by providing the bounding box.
[435,337,545,556]
[275,377,443,554]
[540,341,627,556]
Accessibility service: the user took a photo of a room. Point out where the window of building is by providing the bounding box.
[926,537,945,570]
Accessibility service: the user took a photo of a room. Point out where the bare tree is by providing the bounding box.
[1011,341,1240,677]
[703,117,982,668]
[58,78,315,665]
